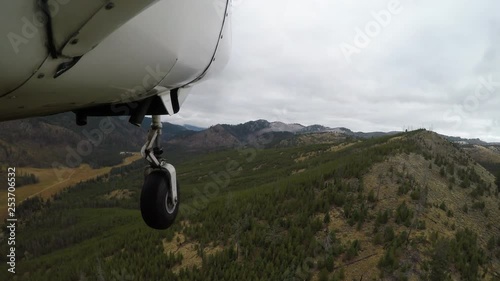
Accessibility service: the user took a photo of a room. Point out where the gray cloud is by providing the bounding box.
[169,0,500,142]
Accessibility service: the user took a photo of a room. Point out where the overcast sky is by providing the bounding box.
[169,0,500,142]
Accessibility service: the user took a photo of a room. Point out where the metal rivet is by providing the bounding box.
[70,38,79,45]
[37,73,45,79]
[105,2,115,10]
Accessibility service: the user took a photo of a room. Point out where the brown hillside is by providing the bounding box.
[167,124,241,150]
[465,145,500,164]
[316,131,499,280]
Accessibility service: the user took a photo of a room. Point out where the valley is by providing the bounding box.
[0,154,142,221]
[1,129,499,281]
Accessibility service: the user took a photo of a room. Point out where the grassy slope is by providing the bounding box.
[0,154,141,220]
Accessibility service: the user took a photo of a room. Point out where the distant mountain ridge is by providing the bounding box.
[182,124,205,132]
[217,119,399,139]
[0,114,497,167]
[442,135,494,146]
[165,119,401,151]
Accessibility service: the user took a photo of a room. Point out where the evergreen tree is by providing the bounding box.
[430,239,450,281]
[495,171,500,192]
[324,213,331,224]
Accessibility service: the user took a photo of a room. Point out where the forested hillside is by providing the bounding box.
[1,130,499,281]
[0,113,146,168]
[0,113,197,169]
[464,144,500,185]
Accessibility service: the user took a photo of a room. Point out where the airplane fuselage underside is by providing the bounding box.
[0,0,232,230]
[0,0,231,121]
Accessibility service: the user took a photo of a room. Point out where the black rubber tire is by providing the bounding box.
[140,171,179,229]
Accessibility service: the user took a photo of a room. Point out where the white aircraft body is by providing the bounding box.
[0,0,232,229]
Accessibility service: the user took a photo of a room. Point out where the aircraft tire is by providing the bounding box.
[140,171,179,229]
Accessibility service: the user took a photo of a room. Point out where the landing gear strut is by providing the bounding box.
[140,115,179,229]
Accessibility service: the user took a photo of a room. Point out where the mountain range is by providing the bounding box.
[2,128,499,280]
[0,113,498,168]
